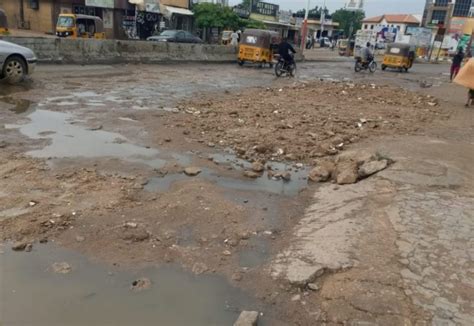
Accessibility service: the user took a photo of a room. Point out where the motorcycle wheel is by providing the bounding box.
[275,61,284,77]
[354,62,362,73]
[369,61,377,73]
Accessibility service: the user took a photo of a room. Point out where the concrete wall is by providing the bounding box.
[0,0,55,33]
[0,37,240,64]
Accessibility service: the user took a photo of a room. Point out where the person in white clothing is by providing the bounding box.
[230,31,239,46]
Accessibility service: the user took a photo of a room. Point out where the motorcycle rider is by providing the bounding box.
[361,42,374,65]
[278,37,296,65]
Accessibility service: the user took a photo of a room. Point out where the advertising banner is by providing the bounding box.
[85,0,114,9]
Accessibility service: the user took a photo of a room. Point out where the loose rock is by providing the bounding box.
[335,161,359,185]
[131,278,152,292]
[75,235,86,242]
[358,159,388,178]
[307,283,320,291]
[243,171,260,179]
[184,167,202,176]
[234,311,259,326]
[11,241,28,251]
[192,262,209,275]
[251,162,265,173]
[51,262,72,274]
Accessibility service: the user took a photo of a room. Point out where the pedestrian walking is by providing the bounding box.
[466,89,474,107]
[450,48,464,81]
[453,58,474,108]
[230,30,239,47]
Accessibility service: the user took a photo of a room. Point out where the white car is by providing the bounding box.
[0,40,37,84]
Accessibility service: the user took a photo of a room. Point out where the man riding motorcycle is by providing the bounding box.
[361,42,374,64]
[278,38,296,65]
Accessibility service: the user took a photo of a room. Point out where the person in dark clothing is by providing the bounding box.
[278,38,296,64]
[451,49,464,81]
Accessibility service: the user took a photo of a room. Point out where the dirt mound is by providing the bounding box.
[176,81,447,164]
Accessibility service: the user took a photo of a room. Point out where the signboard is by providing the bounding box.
[233,6,250,19]
[449,17,467,35]
[252,2,279,17]
[345,0,364,11]
[405,27,432,47]
[85,0,114,8]
[279,10,292,24]
[355,30,376,49]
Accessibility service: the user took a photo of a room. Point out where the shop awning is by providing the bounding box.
[160,5,194,19]
[263,20,292,28]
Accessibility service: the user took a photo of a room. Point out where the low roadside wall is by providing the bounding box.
[0,37,240,64]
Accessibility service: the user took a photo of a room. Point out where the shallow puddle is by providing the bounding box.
[146,155,309,196]
[5,109,171,168]
[0,243,262,325]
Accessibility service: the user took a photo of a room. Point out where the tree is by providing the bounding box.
[332,9,365,37]
[295,6,330,20]
[193,3,240,30]
[241,19,266,30]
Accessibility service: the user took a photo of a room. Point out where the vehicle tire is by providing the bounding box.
[275,61,284,77]
[354,62,362,73]
[2,55,26,84]
[404,67,409,72]
[381,65,387,71]
[289,63,297,77]
[369,61,377,73]
[238,60,244,66]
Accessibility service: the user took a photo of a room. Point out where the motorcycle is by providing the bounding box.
[354,56,377,73]
[274,54,296,77]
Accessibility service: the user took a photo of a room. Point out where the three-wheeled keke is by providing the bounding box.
[0,9,8,35]
[56,14,106,39]
[381,43,415,72]
[337,39,348,56]
[238,29,280,67]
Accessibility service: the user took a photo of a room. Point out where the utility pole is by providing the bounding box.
[300,0,310,52]
[321,0,326,38]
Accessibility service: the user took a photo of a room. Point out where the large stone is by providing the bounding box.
[336,150,375,166]
[184,167,202,176]
[358,159,388,178]
[335,161,359,185]
[251,162,265,173]
[233,311,259,326]
[308,161,335,182]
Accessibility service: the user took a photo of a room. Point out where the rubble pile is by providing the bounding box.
[177,81,446,165]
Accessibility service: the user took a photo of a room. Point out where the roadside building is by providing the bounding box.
[307,19,340,40]
[160,0,194,32]
[362,14,420,35]
[422,0,455,28]
[0,0,194,39]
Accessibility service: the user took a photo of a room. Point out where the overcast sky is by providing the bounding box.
[228,0,426,18]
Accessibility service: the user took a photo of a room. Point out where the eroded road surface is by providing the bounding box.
[1,62,473,325]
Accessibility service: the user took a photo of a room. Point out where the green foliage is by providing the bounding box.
[241,19,266,30]
[332,9,365,37]
[295,6,330,20]
[193,3,240,30]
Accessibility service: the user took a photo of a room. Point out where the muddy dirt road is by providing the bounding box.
[1,62,473,325]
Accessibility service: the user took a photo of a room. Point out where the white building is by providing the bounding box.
[362,14,421,35]
[193,0,229,5]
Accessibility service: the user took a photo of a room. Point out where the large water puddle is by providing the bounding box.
[5,109,176,169]
[6,108,308,196]
[0,243,262,325]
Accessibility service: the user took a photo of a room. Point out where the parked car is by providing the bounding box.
[0,40,37,84]
[147,30,203,44]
